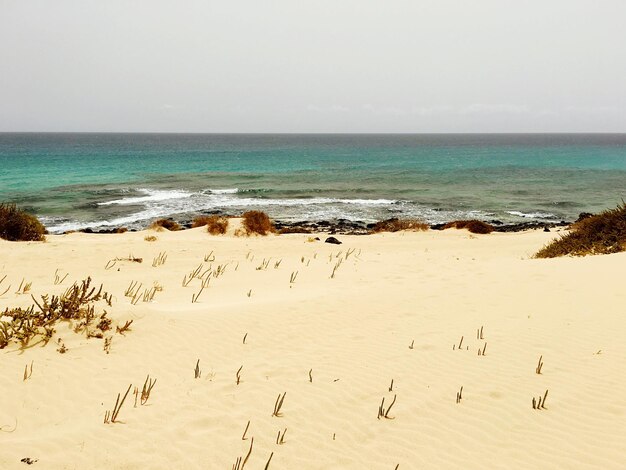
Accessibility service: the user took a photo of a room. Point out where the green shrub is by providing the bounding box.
[535,203,626,258]
[0,203,46,241]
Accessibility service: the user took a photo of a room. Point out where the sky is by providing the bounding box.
[1,0,625,133]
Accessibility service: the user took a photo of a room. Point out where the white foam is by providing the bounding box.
[98,188,193,206]
[507,210,555,219]
[207,188,239,194]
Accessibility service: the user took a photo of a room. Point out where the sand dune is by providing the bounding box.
[1,223,625,469]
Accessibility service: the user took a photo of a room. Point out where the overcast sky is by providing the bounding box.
[1,0,625,133]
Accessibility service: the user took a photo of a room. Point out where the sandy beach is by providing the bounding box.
[1,223,626,469]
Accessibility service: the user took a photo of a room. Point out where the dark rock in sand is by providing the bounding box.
[325,236,342,245]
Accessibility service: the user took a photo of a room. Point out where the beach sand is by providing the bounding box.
[1,223,625,469]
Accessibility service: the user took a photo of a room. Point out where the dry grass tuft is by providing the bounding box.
[144,235,157,242]
[242,211,274,236]
[535,202,626,258]
[0,203,46,242]
[150,219,181,231]
[372,218,429,233]
[443,219,494,234]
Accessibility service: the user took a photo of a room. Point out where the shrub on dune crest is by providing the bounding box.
[535,203,626,258]
[443,220,494,234]
[207,216,229,235]
[150,219,181,231]
[0,203,46,241]
[372,218,429,233]
[192,215,229,234]
[242,211,274,236]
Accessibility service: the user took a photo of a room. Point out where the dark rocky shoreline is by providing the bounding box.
[76,216,573,235]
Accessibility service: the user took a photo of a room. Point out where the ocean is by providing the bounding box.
[1,133,625,233]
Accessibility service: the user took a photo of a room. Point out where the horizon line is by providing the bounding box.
[2,131,626,135]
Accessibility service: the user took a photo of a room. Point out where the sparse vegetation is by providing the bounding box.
[444,220,494,234]
[0,203,46,242]
[150,219,181,231]
[144,235,157,242]
[372,218,429,233]
[1,277,115,349]
[242,211,274,236]
[535,203,626,258]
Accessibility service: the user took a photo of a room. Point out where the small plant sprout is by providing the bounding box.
[241,420,251,440]
[274,259,282,269]
[289,271,298,285]
[330,258,343,278]
[124,280,142,298]
[536,355,544,374]
[243,333,248,344]
[182,263,203,287]
[456,386,463,404]
[103,337,112,354]
[133,386,139,407]
[389,379,394,392]
[377,395,397,419]
[478,343,487,356]
[256,258,270,271]
[54,269,69,285]
[104,384,132,424]
[23,361,33,381]
[477,326,484,340]
[247,289,252,298]
[453,336,464,350]
[116,320,133,335]
[194,360,201,379]
[0,275,10,297]
[276,428,287,445]
[232,437,254,470]
[309,368,313,383]
[104,259,117,270]
[236,365,243,385]
[152,251,167,267]
[15,279,32,295]
[264,452,274,470]
[272,392,286,417]
[409,340,414,350]
[204,251,215,262]
[532,390,549,410]
[191,282,207,303]
[140,375,156,405]
[142,287,157,302]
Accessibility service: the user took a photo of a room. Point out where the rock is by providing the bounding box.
[543,227,550,232]
[325,236,342,245]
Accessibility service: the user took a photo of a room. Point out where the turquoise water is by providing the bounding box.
[1,133,625,232]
